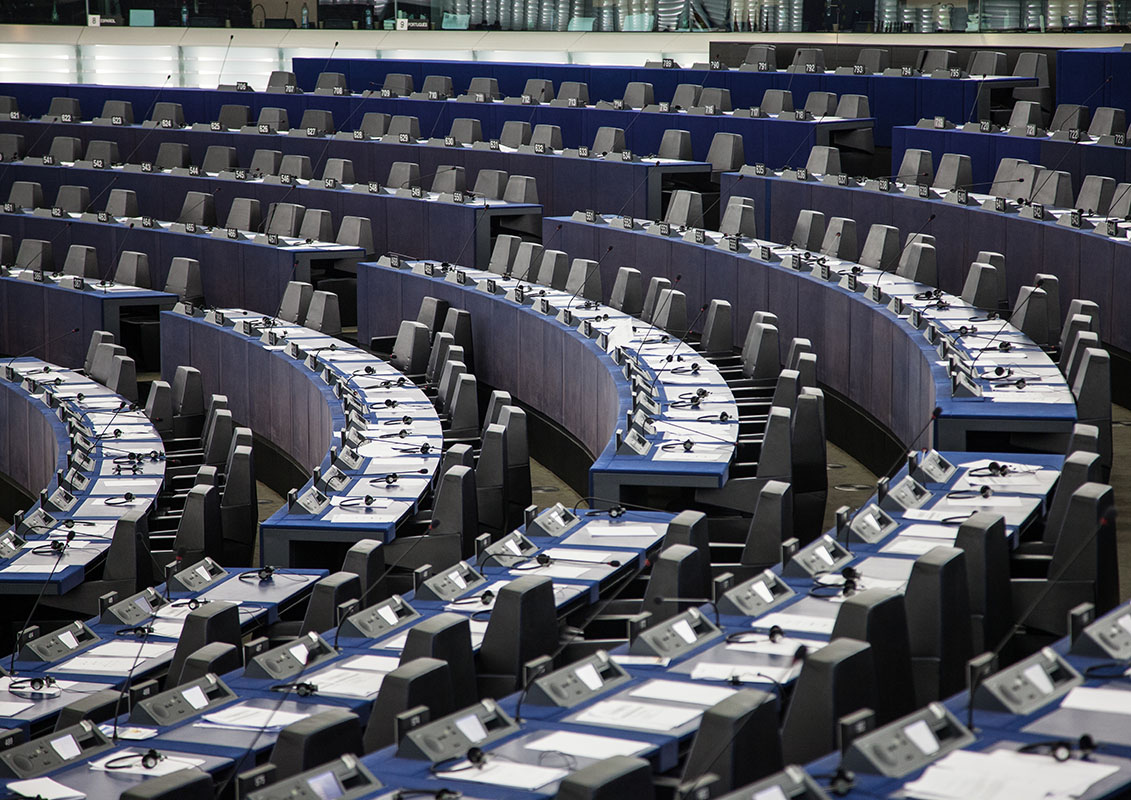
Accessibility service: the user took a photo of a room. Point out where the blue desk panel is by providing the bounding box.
[0,82,869,170]
[293,58,1028,148]
[0,118,707,221]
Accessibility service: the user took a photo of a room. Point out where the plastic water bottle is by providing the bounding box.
[301,2,309,27]
[364,5,373,27]
[181,0,189,25]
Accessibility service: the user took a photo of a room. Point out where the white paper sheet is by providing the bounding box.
[1059,686,1131,716]
[573,699,702,731]
[7,777,84,800]
[902,749,1119,800]
[199,704,310,731]
[725,637,824,657]
[0,699,34,715]
[83,641,175,659]
[434,759,568,790]
[629,680,737,706]
[306,667,386,698]
[751,611,837,635]
[689,662,798,685]
[585,525,660,538]
[525,731,649,759]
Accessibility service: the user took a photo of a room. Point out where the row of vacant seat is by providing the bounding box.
[766,203,1113,475]
[990,100,1131,140]
[5,177,375,244]
[0,131,543,210]
[739,46,1046,81]
[892,147,1131,217]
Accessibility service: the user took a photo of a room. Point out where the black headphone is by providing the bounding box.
[369,469,429,486]
[696,411,731,422]
[809,566,858,598]
[240,566,277,583]
[105,749,163,770]
[172,597,210,610]
[341,495,378,508]
[969,461,1036,478]
[826,766,856,796]
[115,625,155,637]
[946,485,993,499]
[660,439,696,452]
[271,682,318,697]
[393,442,432,454]
[1018,734,1097,762]
[105,492,135,506]
[9,676,56,692]
[453,589,495,606]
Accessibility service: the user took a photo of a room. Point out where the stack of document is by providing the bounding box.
[305,655,401,699]
[902,750,1119,800]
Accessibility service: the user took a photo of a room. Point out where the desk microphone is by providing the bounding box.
[630,273,682,347]
[509,224,562,293]
[560,244,614,320]
[317,41,341,83]
[650,595,721,628]
[778,97,839,170]
[648,303,709,387]
[611,156,665,222]
[695,174,744,233]
[9,220,74,274]
[367,468,430,486]
[100,222,137,288]
[110,600,163,743]
[862,169,932,184]
[524,552,622,569]
[165,185,223,231]
[963,277,1046,373]
[216,34,235,86]
[330,522,465,650]
[647,417,736,448]
[448,202,492,268]
[871,213,937,289]
[8,532,72,676]
[2,327,80,378]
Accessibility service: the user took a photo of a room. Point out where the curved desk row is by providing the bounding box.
[0,509,674,792]
[0,559,325,738]
[159,308,443,568]
[359,448,1069,800]
[357,257,740,503]
[297,56,1024,148]
[0,115,708,221]
[551,213,1077,453]
[0,157,527,273]
[720,166,1130,354]
[892,124,1131,188]
[0,80,873,170]
[0,358,165,595]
